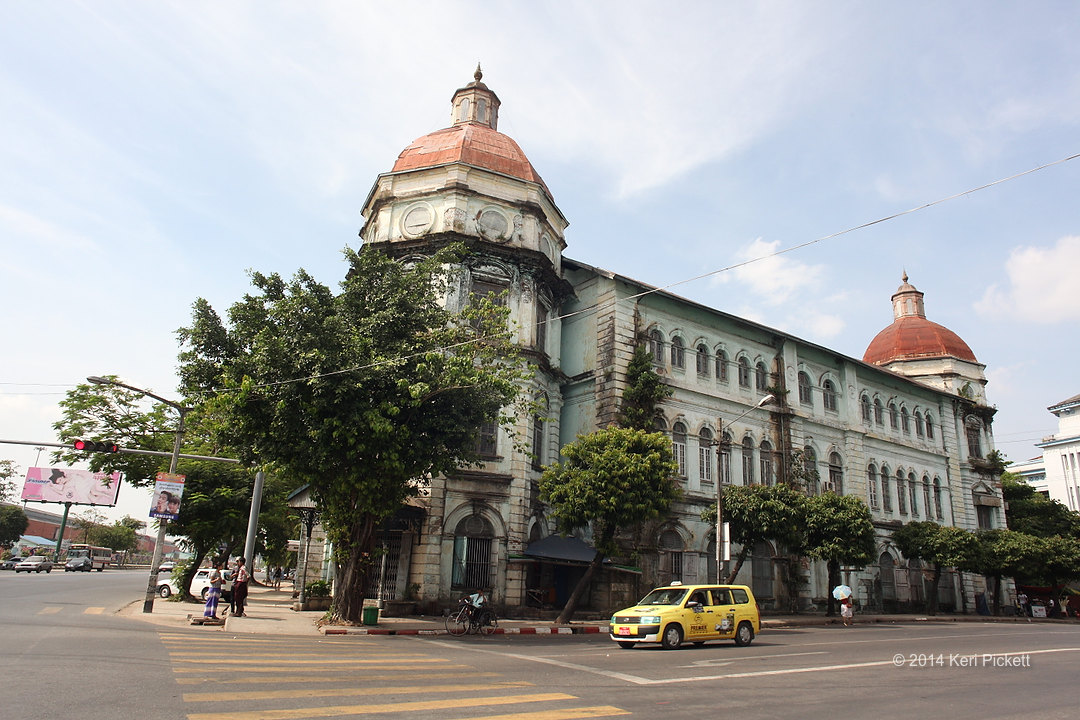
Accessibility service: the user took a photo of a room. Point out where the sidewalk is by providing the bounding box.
[119,584,1074,637]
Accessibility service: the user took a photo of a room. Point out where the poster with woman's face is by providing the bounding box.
[149,472,185,520]
[22,467,122,506]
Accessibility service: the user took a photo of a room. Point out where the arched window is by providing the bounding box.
[880,464,892,512]
[901,406,911,434]
[738,357,751,388]
[755,362,769,391]
[698,428,714,484]
[925,414,935,440]
[803,446,819,495]
[965,417,982,458]
[672,422,687,478]
[719,431,732,484]
[888,402,898,429]
[798,372,812,405]
[922,475,932,518]
[696,344,709,376]
[861,394,872,423]
[649,329,664,364]
[896,470,907,514]
[658,529,684,585]
[715,349,729,382]
[826,452,844,494]
[742,437,755,484]
[759,439,774,486]
[915,411,925,437]
[474,417,498,457]
[933,477,944,519]
[452,514,494,589]
[531,393,547,470]
[909,472,919,516]
[823,379,838,412]
[874,398,884,425]
[867,464,879,509]
[670,336,685,369]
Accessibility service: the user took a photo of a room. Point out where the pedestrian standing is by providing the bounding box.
[233,557,250,617]
[840,596,854,626]
[203,560,224,619]
[274,566,282,590]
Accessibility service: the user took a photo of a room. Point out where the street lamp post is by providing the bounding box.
[87,375,189,613]
[716,393,775,584]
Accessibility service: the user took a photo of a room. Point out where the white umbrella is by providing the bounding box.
[832,584,853,600]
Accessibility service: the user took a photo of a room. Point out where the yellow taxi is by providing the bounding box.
[609,581,760,649]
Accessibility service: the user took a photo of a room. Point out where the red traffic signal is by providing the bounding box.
[73,439,119,453]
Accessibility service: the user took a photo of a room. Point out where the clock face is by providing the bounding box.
[478,209,508,241]
[403,205,433,236]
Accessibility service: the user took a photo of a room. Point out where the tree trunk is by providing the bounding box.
[990,575,1002,616]
[181,549,209,599]
[724,545,753,584]
[333,514,376,623]
[826,560,840,616]
[926,566,941,616]
[555,551,604,624]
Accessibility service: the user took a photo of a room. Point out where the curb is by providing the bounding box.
[322,625,605,636]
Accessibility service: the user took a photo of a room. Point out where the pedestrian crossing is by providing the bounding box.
[36,606,105,615]
[160,633,631,720]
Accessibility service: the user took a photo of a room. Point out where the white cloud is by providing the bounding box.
[716,238,826,307]
[976,235,1080,323]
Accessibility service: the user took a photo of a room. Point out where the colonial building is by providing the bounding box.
[349,69,1003,615]
[1011,394,1080,511]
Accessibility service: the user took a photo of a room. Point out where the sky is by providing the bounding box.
[2,1,1078,524]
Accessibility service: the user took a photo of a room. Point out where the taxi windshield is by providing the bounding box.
[638,588,689,606]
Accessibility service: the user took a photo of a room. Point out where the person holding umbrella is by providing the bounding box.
[833,585,854,626]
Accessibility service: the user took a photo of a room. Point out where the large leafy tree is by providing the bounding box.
[803,493,877,616]
[1001,473,1080,539]
[966,529,1044,615]
[176,244,528,622]
[539,426,680,623]
[703,483,808,584]
[618,343,671,431]
[0,505,29,548]
[1,459,20,502]
[891,521,977,615]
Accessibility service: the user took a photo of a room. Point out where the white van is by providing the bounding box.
[157,567,234,600]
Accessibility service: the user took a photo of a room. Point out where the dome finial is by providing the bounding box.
[474,63,483,83]
[902,269,908,284]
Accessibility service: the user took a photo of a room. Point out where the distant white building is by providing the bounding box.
[1021,394,1080,511]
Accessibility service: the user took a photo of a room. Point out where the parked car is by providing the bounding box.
[609,581,761,650]
[157,561,176,573]
[65,556,94,572]
[1,557,25,570]
[157,567,233,600]
[14,556,55,573]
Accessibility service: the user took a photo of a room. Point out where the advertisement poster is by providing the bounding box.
[150,472,185,521]
[21,467,122,506]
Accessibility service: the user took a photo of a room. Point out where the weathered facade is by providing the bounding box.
[347,69,1004,616]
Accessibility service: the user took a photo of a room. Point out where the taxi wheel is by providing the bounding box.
[661,624,683,650]
[617,641,636,649]
[734,621,755,647]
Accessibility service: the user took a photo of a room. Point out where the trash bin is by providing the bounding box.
[362,606,379,626]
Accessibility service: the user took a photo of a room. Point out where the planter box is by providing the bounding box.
[296,596,331,612]
[381,601,417,618]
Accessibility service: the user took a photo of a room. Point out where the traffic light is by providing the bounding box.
[73,439,119,453]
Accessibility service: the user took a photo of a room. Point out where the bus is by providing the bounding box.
[68,544,113,571]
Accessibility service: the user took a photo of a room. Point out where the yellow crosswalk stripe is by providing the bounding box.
[186,692,576,720]
[183,681,533,702]
[171,657,446,666]
[173,664,432,673]
[174,669,489,685]
[168,652,429,660]
[84,607,105,614]
[38,607,62,615]
[456,709,631,720]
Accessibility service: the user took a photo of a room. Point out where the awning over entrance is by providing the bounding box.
[523,535,599,564]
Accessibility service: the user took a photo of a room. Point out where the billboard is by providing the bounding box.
[150,472,185,521]
[21,467,122,506]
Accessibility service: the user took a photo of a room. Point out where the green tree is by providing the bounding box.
[703,483,808,584]
[891,521,977,615]
[803,493,877,616]
[539,426,680,623]
[1001,473,1080,539]
[0,459,19,502]
[96,522,138,554]
[618,343,671,431]
[0,505,29,547]
[966,529,1044,615]
[177,245,528,622]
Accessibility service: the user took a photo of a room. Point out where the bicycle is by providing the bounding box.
[444,598,498,635]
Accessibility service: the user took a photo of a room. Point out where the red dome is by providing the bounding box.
[863,316,978,365]
[392,122,550,195]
